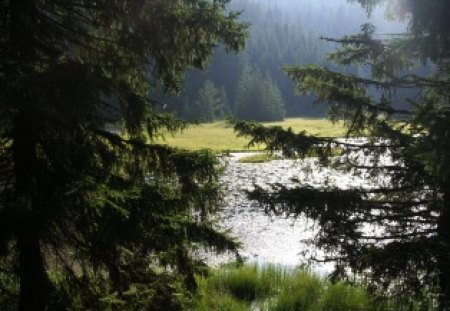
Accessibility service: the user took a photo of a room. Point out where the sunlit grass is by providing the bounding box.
[238,153,281,163]
[194,264,380,311]
[269,270,323,311]
[237,146,345,163]
[321,282,371,311]
[155,118,347,152]
[157,121,257,152]
[195,264,288,311]
[264,118,346,137]
[214,265,271,301]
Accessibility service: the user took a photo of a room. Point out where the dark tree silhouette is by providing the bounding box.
[0,0,246,310]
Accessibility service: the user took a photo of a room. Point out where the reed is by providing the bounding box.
[194,264,433,311]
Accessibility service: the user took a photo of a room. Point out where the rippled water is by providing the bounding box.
[209,151,392,273]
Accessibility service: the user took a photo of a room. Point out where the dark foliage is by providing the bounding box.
[0,0,246,310]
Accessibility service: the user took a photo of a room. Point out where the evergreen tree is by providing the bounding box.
[193,80,229,122]
[0,0,246,310]
[235,0,450,309]
[235,66,286,121]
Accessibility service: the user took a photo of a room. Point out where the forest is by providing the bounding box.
[1,0,450,310]
[158,0,414,121]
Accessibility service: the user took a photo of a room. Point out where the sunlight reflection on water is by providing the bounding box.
[208,148,392,273]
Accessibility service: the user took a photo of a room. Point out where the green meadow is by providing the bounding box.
[156,118,347,152]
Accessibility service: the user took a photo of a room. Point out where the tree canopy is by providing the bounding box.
[0,0,246,310]
[235,0,450,309]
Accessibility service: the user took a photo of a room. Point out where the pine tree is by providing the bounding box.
[193,80,229,122]
[235,0,450,309]
[235,66,286,121]
[0,0,246,310]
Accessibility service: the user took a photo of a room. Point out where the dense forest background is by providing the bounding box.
[156,0,410,121]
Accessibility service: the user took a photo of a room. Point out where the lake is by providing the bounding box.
[208,148,393,273]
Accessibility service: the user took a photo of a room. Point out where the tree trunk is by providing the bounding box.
[9,0,51,309]
[17,224,50,311]
[12,109,50,311]
[13,109,50,311]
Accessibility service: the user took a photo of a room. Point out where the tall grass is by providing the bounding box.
[321,282,371,311]
[198,265,282,303]
[269,270,323,311]
[195,264,287,311]
[194,264,436,311]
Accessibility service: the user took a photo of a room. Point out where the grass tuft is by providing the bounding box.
[269,270,323,311]
[208,265,274,302]
[322,282,371,311]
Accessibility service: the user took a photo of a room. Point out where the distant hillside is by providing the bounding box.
[155,0,414,119]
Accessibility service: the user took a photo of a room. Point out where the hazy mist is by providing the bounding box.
[233,0,406,39]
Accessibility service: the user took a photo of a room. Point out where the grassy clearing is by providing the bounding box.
[155,118,347,152]
[264,118,346,137]
[195,264,374,311]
